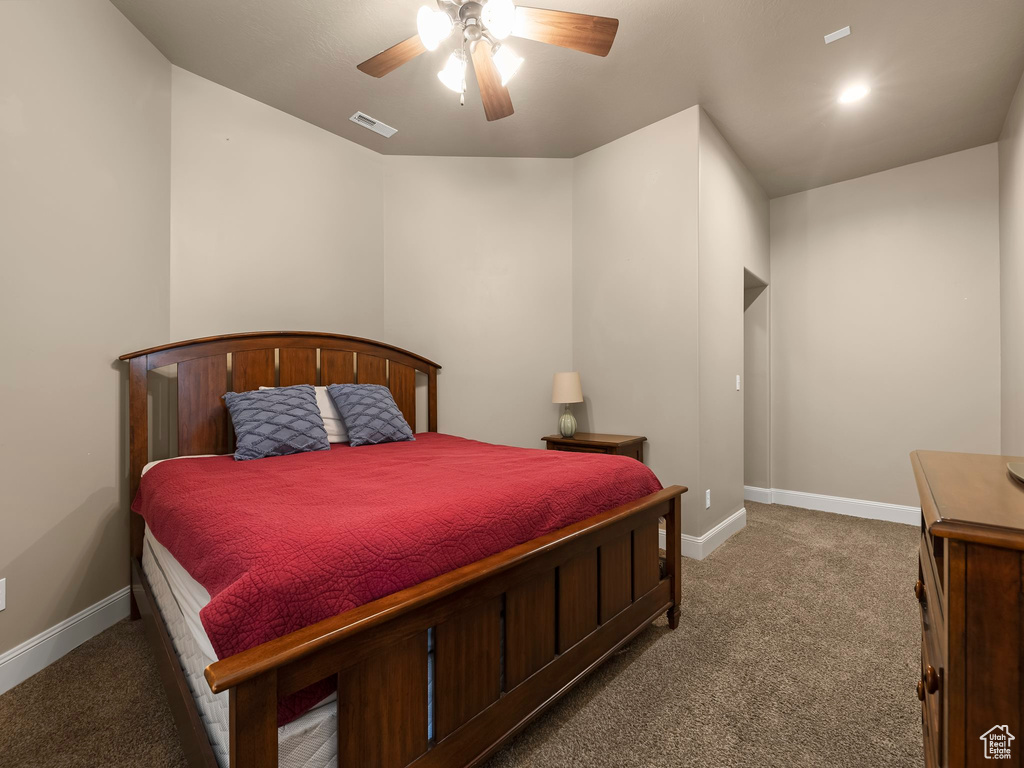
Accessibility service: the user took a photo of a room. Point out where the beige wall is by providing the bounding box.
[744,286,770,489]
[169,67,385,340]
[0,0,170,655]
[382,156,574,448]
[171,71,573,446]
[697,111,770,531]
[770,145,1002,506]
[572,108,703,533]
[571,107,769,538]
[1000,69,1024,457]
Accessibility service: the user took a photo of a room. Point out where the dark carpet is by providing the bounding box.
[0,502,921,767]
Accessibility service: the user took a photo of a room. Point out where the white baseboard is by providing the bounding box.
[744,485,919,526]
[0,586,130,695]
[742,485,773,504]
[660,506,747,561]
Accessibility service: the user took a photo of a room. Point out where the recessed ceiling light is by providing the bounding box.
[838,83,871,104]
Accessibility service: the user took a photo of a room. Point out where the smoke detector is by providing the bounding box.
[349,111,397,138]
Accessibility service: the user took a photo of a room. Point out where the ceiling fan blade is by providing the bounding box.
[471,40,515,121]
[357,35,427,77]
[512,7,619,56]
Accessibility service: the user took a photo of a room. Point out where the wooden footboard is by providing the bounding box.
[200,485,684,768]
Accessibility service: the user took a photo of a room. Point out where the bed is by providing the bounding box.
[121,331,686,768]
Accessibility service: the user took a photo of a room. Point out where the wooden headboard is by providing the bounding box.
[119,331,440,560]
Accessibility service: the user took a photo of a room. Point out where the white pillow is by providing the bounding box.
[259,385,348,443]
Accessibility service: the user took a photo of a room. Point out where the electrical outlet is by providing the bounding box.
[0,578,5,612]
[705,489,711,509]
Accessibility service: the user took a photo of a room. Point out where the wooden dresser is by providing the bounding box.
[911,451,1024,768]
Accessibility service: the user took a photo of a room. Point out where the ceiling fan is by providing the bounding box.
[356,0,619,122]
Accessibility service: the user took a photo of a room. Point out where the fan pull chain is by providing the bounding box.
[460,39,467,106]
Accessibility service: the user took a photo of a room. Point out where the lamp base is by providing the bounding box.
[558,406,577,438]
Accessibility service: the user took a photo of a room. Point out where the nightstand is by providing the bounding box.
[542,433,646,463]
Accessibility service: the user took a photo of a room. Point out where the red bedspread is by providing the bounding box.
[133,433,661,723]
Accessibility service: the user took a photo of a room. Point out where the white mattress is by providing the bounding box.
[141,457,223,659]
[145,530,217,660]
[142,454,224,476]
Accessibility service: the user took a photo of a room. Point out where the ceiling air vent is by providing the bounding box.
[824,26,851,44]
[349,111,397,138]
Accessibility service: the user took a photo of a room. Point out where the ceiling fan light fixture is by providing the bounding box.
[492,44,523,86]
[438,50,468,93]
[417,5,453,51]
[356,2,619,122]
[482,0,517,40]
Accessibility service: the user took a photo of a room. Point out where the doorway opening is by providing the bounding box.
[744,269,769,496]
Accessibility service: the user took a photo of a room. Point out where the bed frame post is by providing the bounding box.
[665,494,682,629]
[128,354,148,620]
[229,670,278,768]
[427,365,439,432]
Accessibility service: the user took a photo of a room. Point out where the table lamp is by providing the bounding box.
[552,372,583,438]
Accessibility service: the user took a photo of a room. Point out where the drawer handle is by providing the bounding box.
[924,665,940,694]
[916,680,925,701]
[915,580,925,604]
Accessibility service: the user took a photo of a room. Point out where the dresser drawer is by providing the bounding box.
[552,444,608,454]
[918,547,945,647]
[919,633,944,768]
[918,552,945,767]
[920,520,945,602]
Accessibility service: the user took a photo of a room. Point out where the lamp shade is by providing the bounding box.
[552,372,583,404]
[437,50,467,93]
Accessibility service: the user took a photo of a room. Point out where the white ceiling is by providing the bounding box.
[111,0,1024,197]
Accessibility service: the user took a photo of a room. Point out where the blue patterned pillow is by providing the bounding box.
[223,385,330,461]
[326,384,415,447]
